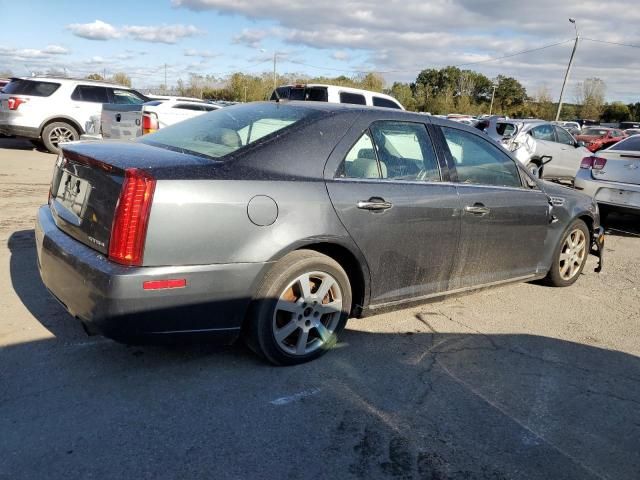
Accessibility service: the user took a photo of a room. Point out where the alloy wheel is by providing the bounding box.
[49,126,75,147]
[272,271,343,356]
[559,228,587,281]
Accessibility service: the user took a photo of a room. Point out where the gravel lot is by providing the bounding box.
[1,137,639,480]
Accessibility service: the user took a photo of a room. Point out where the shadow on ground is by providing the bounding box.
[4,229,640,479]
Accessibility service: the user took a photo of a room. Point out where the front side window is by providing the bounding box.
[530,124,555,141]
[442,127,521,188]
[339,92,366,105]
[139,103,318,160]
[555,126,575,145]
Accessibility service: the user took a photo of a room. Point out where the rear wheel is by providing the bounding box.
[244,250,352,365]
[544,219,589,287]
[42,122,79,154]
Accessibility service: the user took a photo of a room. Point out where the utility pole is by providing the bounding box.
[556,18,579,121]
[273,52,277,90]
[244,85,248,103]
[489,84,497,115]
[103,68,106,80]
[164,64,167,93]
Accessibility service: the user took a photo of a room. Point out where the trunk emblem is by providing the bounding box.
[625,163,638,170]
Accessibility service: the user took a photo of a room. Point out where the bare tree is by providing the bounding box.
[574,78,606,119]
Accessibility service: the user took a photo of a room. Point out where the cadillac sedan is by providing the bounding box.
[36,102,604,365]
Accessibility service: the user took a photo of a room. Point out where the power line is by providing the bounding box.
[288,39,574,74]
[581,37,640,49]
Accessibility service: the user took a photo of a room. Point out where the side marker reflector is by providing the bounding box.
[143,279,187,290]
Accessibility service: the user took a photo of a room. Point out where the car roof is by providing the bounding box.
[12,76,130,89]
[280,83,400,101]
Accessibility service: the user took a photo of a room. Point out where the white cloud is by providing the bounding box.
[67,20,202,44]
[232,29,268,48]
[43,45,70,55]
[122,24,202,44]
[184,49,219,58]
[331,50,351,61]
[67,20,121,41]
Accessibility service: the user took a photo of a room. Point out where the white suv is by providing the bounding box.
[271,84,405,110]
[0,77,149,153]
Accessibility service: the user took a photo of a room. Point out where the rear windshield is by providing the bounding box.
[583,128,609,136]
[271,86,329,102]
[3,79,60,97]
[609,135,640,152]
[139,103,318,160]
[496,122,517,136]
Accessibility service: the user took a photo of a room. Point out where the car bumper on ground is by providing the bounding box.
[0,124,39,139]
[575,172,640,213]
[35,206,267,343]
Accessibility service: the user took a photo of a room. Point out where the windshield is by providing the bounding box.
[139,102,318,159]
[583,128,609,136]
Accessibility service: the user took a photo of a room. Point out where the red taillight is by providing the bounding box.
[580,156,607,170]
[7,97,27,110]
[142,112,158,135]
[108,168,156,266]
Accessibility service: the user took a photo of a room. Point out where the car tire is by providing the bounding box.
[30,139,45,150]
[544,219,590,287]
[244,250,352,366]
[42,122,79,154]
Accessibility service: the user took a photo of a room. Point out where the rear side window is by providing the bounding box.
[342,132,380,179]
[140,103,318,160]
[339,92,366,105]
[442,127,521,188]
[530,124,556,141]
[71,85,109,103]
[372,96,401,109]
[3,79,60,97]
[609,135,640,151]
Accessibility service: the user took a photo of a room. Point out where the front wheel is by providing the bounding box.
[244,250,352,365]
[544,219,590,287]
[525,161,542,179]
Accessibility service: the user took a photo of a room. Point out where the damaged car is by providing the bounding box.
[36,102,604,365]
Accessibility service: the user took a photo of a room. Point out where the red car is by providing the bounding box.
[575,127,627,152]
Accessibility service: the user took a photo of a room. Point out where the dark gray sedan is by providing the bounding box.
[36,101,604,365]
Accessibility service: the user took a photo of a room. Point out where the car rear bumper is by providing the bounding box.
[35,205,268,343]
[0,124,39,139]
[575,172,640,212]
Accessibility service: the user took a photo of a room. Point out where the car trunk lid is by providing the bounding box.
[49,141,213,256]
[594,150,640,184]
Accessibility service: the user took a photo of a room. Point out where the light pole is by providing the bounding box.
[273,51,277,90]
[555,18,580,121]
[489,83,498,115]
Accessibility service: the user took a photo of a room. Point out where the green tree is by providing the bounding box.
[494,75,527,113]
[575,78,605,120]
[602,102,631,123]
[389,82,416,111]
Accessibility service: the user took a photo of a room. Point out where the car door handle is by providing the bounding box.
[357,198,393,211]
[464,204,490,216]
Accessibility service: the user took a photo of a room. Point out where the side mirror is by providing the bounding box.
[539,155,553,166]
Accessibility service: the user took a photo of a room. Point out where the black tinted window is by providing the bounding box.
[71,85,109,103]
[442,127,521,188]
[496,122,517,136]
[372,97,401,109]
[609,136,640,152]
[339,92,366,105]
[3,79,60,97]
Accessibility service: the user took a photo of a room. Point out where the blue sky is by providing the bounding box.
[1,0,639,101]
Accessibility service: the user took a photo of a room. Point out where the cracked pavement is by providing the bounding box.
[1,138,639,479]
